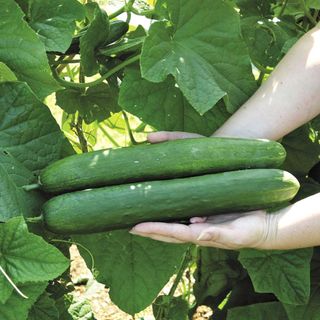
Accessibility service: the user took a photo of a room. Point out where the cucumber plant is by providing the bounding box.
[0,0,319,319]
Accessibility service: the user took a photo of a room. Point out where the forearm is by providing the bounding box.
[214,26,320,140]
[259,193,320,250]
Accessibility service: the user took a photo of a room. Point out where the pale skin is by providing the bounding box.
[129,25,320,250]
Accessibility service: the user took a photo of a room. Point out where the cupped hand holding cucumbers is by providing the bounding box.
[130,26,320,250]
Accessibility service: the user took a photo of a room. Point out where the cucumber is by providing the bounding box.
[42,169,299,234]
[64,20,128,55]
[39,137,286,194]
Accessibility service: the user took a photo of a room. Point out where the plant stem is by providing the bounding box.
[122,111,138,145]
[26,215,43,223]
[257,71,265,87]
[277,0,288,17]
[168,245,192,298]
[52,54,140,89]
[300,0,317,26]
[130,7,155,17]
[22,183,40,191]
[109,0,135,19]
[0,265,28,299]
[51,239,95,273]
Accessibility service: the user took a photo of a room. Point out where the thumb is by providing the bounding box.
[147,131,203,144]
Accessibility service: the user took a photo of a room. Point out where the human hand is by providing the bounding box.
[130,210,276,250]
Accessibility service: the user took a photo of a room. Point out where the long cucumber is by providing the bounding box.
[42,169,299,234]
[39,137,286,193]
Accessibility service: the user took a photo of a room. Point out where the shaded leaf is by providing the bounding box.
[28,292,59,320]
[73,230,187,315]
[0,217,69,303]
[153,295,189,320]
[119,67,230,135]
[141,0,256,114]
[0,82,73,172]
[0,151,45,222]
[0,282,47,320]
[239,248,313,305]
[80,3,109,76]
[0,0,59,99]
[28,0,85,52]
[56,83,120,124]
[227,301,288,320]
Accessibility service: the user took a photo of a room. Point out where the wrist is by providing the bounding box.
[251,211,282,250]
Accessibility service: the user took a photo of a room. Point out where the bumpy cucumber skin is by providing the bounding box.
[40,138,286,193]
[43,169,299,234]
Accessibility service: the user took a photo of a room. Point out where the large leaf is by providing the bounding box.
[283,285,320,320]
[0,282,47,320]
[140,0,256,114]
[80,3,110,76]
[0,63,17,82]
[0,0,59,99]
[0,82,73,172]
[56,83,120,124]
[74,230,187,315]
[28,292,59,320]
[282,120,320,177]
[227,301,288,320]
[239,248,313,305]
[193,248,244,307]
[119,67,230,135]
[28,0,85,52]
[153,295,189,320]
[0,151,45,222]
[0,217,69,304]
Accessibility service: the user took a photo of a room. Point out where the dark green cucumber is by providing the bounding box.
[39,137,287,193]
[64,20,128,55]
[42,169,299,234]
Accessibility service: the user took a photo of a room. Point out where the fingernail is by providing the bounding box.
[129,229,142,236]
[197,232,211,241]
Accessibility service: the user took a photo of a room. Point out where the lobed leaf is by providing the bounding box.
[239,248,313,305]
[73,230,187,315]
[0,0,59,99]
[141,0,256,114]
[28,0,85,52]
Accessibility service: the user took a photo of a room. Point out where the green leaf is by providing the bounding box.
[73,230,188,315]
[56,83,120,124]
[153,295,189,320]
[80,3,110,76]
[283,285,320,320]
[0,82,73,172]
[140,0,256,114]
[227,301,288,320]
[239,248,313,305]
[67,297,95,320]
[0,151,45,222]
[0,63,17,82]
[193,248,244,306]
[0,0,60,99]
[28,0,85,52]
[0,282,47,320]
[241,17,300,68]
[28,292,59,320]
[281,121,320,177]
[307,0,320,9]
[0,217,69,304]
[119,67,230,135]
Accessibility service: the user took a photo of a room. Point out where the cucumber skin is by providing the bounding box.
[43,169,299,235]
[40,137,286,193]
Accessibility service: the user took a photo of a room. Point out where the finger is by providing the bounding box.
[130,231,185,244]
[147,131,203,143]
[131,222,205,243]
[205,210,264,224]
[190,217,208,224]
